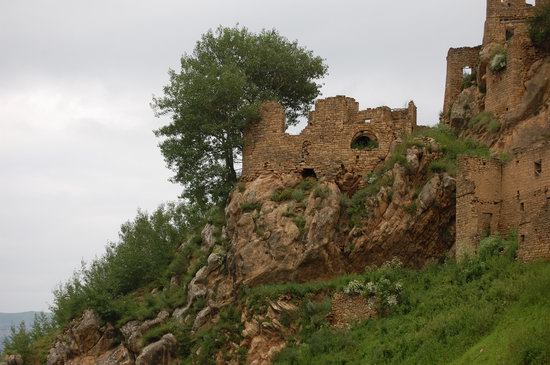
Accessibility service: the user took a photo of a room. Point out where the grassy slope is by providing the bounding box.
[270,249,550,365]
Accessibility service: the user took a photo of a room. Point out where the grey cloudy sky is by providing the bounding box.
[0,0,485,312]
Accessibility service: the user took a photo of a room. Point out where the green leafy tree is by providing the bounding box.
[152,26,328,206]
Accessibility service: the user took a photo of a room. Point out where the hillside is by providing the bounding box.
[3,1,550,364]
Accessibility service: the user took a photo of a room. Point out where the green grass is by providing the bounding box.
[469,111,501,134]
[271,235,550,365]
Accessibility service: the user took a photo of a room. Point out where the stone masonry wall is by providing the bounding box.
[456,143,550,261]
[242,96,416,182]
[443,47,482,118]
[443,0,544,122]
[499,143,550,260]
[456,156,503,258]
[484,0,539,118]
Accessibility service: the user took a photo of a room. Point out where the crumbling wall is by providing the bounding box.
[456,156,502,258]
[443,47,482,118]
[456,144,550,261]
[483,0,539,118]
[242,96,416,182]
[499,144,550,260]
[443,0,543,123]
[484,0,536,46]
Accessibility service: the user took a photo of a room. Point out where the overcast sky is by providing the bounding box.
[0,0,486,312]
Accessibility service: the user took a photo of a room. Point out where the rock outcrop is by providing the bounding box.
[47,309,180,365]
[225,174,345,287]
[47,310,117,365]
[135,334,178,365]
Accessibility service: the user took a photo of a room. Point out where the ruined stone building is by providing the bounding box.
[457,143,550,261]
[242,96,417,183]
[444,0,549,123]
[452,0,550,261]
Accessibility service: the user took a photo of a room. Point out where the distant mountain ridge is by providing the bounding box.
[0,312,41,352]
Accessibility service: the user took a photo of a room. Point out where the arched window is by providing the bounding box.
[351,134,378,150]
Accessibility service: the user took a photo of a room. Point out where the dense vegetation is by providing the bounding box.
[50,202,197,326]
[152,26,327,207]
[271,234,550,365]
[2,313,55,364]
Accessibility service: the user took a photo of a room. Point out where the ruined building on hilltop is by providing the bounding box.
[450,0,550,260]
[444,0,549,124]
[242,96,417,185]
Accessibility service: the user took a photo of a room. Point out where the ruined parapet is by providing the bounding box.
[442,46,482,120]
[456,143,550,261]
[483,0,540,117]
[242,96,416,182]
[484,0,537,46]
[443,0,544,125]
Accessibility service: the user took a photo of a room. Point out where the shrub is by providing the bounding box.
[428,160,451,173]
[489,52,507,72]
[240,200,262,212]
[469,111,500,133]
[462,72,476,89]
[478,233,517,261]
[271,188,294,202]
[292,216,307,238]
[191,306,243,365]
[291,189,306,202]
[529,4,550,51]
[343,280,366,295]
[403,201,418,215]
[313,186,330,199]
[295,177,317,191]
[347,188,371,226]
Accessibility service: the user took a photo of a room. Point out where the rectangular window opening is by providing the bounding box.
[521,235,526,243]
[506,28,514,41]
[535,160,542,177]
[520,202,525,211]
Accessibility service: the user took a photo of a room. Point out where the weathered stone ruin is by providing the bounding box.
[457,143,550,260]
[242,96,417,185]
[444,0,550,125]
[448,0,550,260]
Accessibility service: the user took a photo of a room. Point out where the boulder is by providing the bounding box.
[47,310,116,365]
[121,310,170,354]
[6,355,23,365]
[135,334,178,365]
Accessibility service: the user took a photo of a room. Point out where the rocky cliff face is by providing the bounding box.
[46,310,177,365]
[46,136,457,364]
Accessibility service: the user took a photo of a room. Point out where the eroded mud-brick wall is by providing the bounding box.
[456,143,550,261]
[456,156,503,258]
[242,96,417,182]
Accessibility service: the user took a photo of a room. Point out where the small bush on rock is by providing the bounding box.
[489,52,507,72]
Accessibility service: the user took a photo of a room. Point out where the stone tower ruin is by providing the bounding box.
[451,0,550,261]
